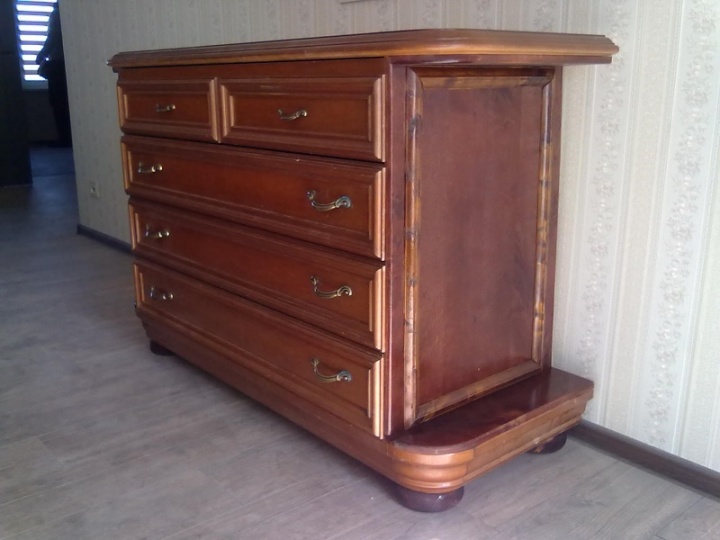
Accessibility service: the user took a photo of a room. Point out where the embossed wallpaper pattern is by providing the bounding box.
[59,0,720,472]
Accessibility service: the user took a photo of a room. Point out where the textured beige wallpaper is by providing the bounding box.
[60,0,720,472]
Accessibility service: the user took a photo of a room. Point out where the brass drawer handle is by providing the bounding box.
[144,225,170,239]
[310,275,352,299]
[137,162,163,174]
[149,286,173,301]
[306,190,352,212]
[277,108,307,121]
[310,357,352,383]
[155,103,176,113]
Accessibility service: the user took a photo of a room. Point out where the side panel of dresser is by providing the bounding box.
[403,66,562,425]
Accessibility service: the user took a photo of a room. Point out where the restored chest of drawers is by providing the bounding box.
[110,29,617,511]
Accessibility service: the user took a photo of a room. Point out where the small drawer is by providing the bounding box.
[117,77,219,142]
[219,75,385,161]
[130,201,385,351]
[122,136,385,259]
[135,261,382,434]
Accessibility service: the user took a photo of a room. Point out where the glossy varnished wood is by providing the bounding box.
[139,313,591,493]
[108,28,618,68]
[111,29,618,509]
[130,200,385,350]
[392,369,591,450]
[122,135,386,259]
[135,260,383,435]
[404,67,557,423]
[220,66,385,161]
[117,78,220,142]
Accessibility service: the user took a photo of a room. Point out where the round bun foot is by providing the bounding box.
[149,340,174,356]
[393,484,464,512]
[529,432,568,454]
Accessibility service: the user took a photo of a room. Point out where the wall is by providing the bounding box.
[59,0,720,472]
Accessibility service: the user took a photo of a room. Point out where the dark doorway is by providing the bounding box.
[0,0,33,187]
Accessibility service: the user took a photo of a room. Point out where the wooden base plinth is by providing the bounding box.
[143,324,593,512]
[393,484,464,512]
[388,370,592,497]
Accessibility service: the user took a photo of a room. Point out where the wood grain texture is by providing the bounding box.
[406,67,553,421]
[130,200,385,350]
[108,28,618,68]
[117,78,220,142]
[122,135,386,259]
[111,30,615,505]
[221,72,385,161]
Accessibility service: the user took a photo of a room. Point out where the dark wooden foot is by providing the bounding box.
[529,432,568,454]
[393,484,464,512]
[149,340,174,356]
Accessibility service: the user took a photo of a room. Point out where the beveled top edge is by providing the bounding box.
[108,28,618,69]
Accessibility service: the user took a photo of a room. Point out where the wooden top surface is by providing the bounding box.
[109,28,618,69]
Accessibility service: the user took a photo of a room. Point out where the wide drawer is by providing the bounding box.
[130,201,385,351]
[123,136,385,259]
[135,261,382,434]
[117,77,219,142]
[220,75,385,161]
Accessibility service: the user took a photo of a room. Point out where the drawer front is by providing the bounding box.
[220,76,385,161]
[130,201,385,351]
[117,78,219,142]
[135,261,382,434]
[123,136,385,259]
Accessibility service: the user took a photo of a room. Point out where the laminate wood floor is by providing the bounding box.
[1,147,719,539]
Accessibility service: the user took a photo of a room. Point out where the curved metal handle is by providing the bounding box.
[310,276,352,299]
[149,286,173,301]
[310,357,352,383]
[306,190,352,212]
[155,103,176,113]
[278,108,307,121]
[144,225,170,239]
[137,162,163,174]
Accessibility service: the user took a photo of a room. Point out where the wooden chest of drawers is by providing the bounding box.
[111,29,617,511]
